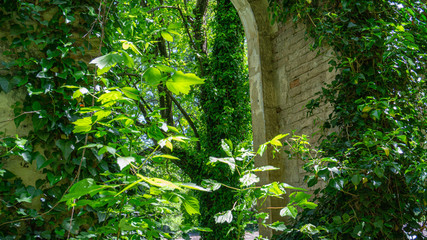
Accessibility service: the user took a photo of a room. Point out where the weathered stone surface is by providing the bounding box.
[231,0,334,237]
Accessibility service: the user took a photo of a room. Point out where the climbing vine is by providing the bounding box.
[269,0,426,239]
[0,0,102,238]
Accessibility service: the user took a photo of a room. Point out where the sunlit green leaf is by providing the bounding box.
[240,173,259,186]
[214,210,233,223]
[117,157,135,170]
[144,67,162,86]
[280,206,297,218]
[166,71,204,95]
[182,195,200,215]
[90,53,123,75]
[161,31,173,42]
[121,87,139,100]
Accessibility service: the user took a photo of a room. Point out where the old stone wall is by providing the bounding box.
[232,0,335,237]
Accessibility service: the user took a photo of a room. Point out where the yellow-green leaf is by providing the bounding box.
[144,67,162,86]
[161,31,174,42]
[362,106,372,113]
[166,71,204,95]
[152,154,180,160]
[121,87,139,100]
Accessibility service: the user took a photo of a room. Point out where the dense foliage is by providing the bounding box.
[0,0,316,239]
[270,0,426,239]
[198,0,252,239]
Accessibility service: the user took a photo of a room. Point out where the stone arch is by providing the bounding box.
[230,0,280,237]
[230,0,334,237]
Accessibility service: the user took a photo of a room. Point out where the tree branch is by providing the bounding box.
[166,90,201,151]
[0,111,40,124]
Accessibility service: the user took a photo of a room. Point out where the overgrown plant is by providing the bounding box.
[204,135,326,240]
[270,0,426,239]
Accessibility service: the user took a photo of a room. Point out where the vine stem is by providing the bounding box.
[0,110,40,123]
[66,0,112,238]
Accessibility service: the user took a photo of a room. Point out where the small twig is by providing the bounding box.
[0,111,40,124]
[307,14,317,28]
[166,91,201,150]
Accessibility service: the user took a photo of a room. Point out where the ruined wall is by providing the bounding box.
[232,0,335,237]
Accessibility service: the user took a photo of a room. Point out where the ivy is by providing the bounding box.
[270,0,426,239]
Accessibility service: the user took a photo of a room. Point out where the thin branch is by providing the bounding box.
[0,111,40,124]
[166,91,201,150]
[117,72,140,77]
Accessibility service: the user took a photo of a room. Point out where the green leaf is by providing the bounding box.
[268,222,288,231]
[98,91,123,105]
[297,200,318,209]
[374,166,384,178]
[362,105,372,113]
[120,50,134,68]
[0,76,12,93]
[280,206,297,219]
[34,152,46,170]
[239,173,260,187]
[16,193,32,203]
[214,210,233,223]
[289,191,311,204]
[370,109,381,121]
[60,178,104,202]
[117,157,135,170]
[221,139,233,157]
[15,138,28,150]
[19,152,32,163]
[152,154,180,160]
[121,87,139,100]
[262,182,285,196]
[351,174,362,187]
[55,140,74,160]
[396,25,405,32]
[397,135,407,144]
[47,172,62,186]
[257,144,267,156]
[269,134,288,146]
[161,31,173,42]
[166,71,204,95]
[251,165,279,172]
[119,40,142,55]
[72,87,89,99]
[201,179,221,191]
[144,67,162,86]
[330,177,344,190]
[182,195,200,215]
[137,174,181,190]
[280,183,306,191]
[167,23,181,30]
[208,157,236,173]
[156,65,174,73]
[90,53,123,75]
[180,183,210,192]
[373,219,383,229]
[115,178,144,196]
[343,213,351,223]
[300,224,320,235]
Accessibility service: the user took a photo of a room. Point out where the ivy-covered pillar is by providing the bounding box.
[198,0,251,239]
